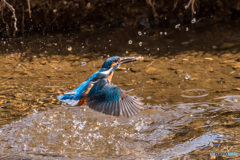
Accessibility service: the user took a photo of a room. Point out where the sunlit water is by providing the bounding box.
[0,96,239,159]
[1,25,240,159]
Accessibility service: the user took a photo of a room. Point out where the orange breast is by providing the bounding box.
[107,71,114,84]
[108,62,119,84]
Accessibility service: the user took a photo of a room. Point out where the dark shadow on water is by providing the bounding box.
[0,22,240,58]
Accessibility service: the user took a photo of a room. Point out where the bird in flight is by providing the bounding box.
[58,56,144,117]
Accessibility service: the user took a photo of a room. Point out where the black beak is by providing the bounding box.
[120,56,143,64]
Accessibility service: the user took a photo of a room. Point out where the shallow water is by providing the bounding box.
[0,99,239,159]
[1,25,240,159]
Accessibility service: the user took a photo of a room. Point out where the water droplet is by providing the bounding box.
[139,42,142,46]
[81,62,87,66]
[67,46,72,51]
[191,18,196,23]
[170,59,175,62]
[175,24,181,29]
[128,40,132,45]
[138,31,142,36]
[185,74,191,79]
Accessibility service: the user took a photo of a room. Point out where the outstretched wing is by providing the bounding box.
[86,79,143,117]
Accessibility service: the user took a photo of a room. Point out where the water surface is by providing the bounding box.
[1,26,240,159]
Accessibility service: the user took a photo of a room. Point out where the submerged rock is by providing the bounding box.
[233,62,240,69]
[145,67,161,74]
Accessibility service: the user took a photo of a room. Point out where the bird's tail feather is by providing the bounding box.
[57,95,79,106]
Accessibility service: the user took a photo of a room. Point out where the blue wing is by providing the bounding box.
[86,79,143,117]
[58,81,89,106]
[57,71,103,106]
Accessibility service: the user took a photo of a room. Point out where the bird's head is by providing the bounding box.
[102,56,143,69]
[100,56,143,76]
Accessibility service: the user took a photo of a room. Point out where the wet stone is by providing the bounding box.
[130,66,141,72]
[145,67,161,74]
[40,61,47,65]
[65,55,80,61]
[233,62,240,69]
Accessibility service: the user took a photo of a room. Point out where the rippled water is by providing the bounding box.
[1,26,240,159]
[0,96,239,159]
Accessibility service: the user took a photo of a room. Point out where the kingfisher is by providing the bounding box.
[58,56,144,117]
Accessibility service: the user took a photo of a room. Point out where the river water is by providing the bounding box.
[0,23,240,159]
